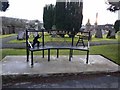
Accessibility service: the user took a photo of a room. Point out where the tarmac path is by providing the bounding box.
[1,35,25,49]
[2,73,120,89]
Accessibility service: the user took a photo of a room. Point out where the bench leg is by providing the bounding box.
[42,50,44,58]
[57,49,59,58]
[31,51,33,67]
[48,49,50,62]
[86,50,89,64]
[71,50,73,58]
[76,38,85,47]
[76,39,80,46]
[26,49,29,62]
[69,49,72,61]
[82,39,85,47]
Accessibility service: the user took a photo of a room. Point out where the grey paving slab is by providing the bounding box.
[0,55,119,75]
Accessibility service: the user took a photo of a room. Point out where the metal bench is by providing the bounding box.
[26,29,90,67]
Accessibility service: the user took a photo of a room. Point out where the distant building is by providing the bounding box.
[0,17,43,35]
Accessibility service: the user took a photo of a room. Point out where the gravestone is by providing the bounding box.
[106,29,116,39]
[110,30,116,38]
[33,32,38,37]
[95,28,103,38]
[33,21,39,37]
[91,29,96,36]
[17,31,25,40]
[106,26,116,39]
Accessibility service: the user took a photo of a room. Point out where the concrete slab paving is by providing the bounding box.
[0,55,119,75]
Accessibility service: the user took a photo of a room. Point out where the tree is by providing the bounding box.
[55,2,66,30]
[73,1,83,33]
[0,1,9,11]
[114,20,120,33]
[43,0,83,37]
[55,1,83,37]
[65,1,83,37]
[106,0,120,37]
[43,4,55,30]
[107,1,120,12]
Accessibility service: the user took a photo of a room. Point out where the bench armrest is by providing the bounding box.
[28,41,33,48]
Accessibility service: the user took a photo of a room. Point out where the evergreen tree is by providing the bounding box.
[107,1,120,12]
[0,1,9,11]
[65,1,83,37]
[114,20,120,33]
[43,4,55,30]
[55,2,66,30]
[73,1,83,33]
[43,0,83,37]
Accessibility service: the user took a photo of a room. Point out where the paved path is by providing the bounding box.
[1,55,119,75]
[2,55,120,89]
[2,43,26,49]
[1,35,17,43]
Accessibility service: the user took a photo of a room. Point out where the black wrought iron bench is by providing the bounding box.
[26,29,90,67]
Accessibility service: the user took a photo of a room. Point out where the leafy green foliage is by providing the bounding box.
[2,17,27,28]
[0,1,9,11]
[107,1,120,12]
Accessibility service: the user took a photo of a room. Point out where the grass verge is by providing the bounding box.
[1,44,119,65]
[0,34,16,39]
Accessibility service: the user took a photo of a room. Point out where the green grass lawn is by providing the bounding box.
[1,44,119,65]
[0,34,16,39]
[8,34,78,43]
[90,32,120,42]
[90,44,119,65]
[8,33,119,44]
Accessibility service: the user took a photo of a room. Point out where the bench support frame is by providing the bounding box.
[26,29,90,67]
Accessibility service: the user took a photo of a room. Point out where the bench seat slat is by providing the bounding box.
[29,46,89,51]
[29,47,48,51]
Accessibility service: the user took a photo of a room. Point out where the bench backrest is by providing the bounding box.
[26,29,91,49]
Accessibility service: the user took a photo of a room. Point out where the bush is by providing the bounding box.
[114,20,120,33]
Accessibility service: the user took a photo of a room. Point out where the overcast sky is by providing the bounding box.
[0,0,118,25]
